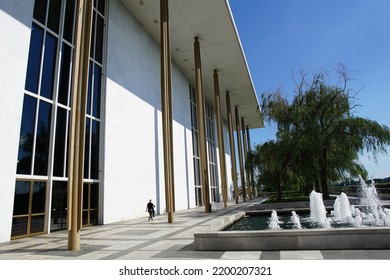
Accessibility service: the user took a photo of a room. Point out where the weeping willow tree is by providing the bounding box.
[254,66,390,199]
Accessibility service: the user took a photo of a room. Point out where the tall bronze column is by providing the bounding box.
[67,0,94,251]
[241,117,252,200]
[213,70,228,207]
[235,106,246,201]
[160,0,175,223]
[226,92,239,204]
[246,125,256,197]
[194,37,211,212]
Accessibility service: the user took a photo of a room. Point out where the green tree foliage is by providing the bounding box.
[252,66,390,199]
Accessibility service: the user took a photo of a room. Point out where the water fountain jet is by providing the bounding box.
[195,175,390,251]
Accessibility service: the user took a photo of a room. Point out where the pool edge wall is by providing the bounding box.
[194,227,390,251]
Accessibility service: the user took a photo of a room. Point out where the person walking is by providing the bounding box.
[146,199,155,221]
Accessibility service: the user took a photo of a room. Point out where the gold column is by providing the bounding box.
[241,117,252,200]
[67,0,94,251]
[194,36,211,212]
[226,92,239,204]
[160,0,175,223]
[213,70,228,207]
[235,106,246,201]
[246,125,256,197]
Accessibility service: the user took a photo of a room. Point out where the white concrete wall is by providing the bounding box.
[103,0,194,223]
[0,1,34,242]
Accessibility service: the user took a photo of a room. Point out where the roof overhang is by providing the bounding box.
[120,0,264,129]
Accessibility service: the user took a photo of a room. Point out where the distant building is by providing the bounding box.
[0,0,263,242]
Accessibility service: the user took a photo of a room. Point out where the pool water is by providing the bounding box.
[223,213,354,231]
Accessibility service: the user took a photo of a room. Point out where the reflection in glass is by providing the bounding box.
[34,101,52,175]
[82,210,88,226]
[90,209,98,225]
[97,0,105,15]
[33,0,47,24]
[53,107,67,176]
[11,217,28,237]
[47,0,61,33]
[84,119,90,179]
[91,120,100,179]
[193,158,200,186]
[32,181,46,214]
[30,215,45,234]
[95,15,104,64]
[17,96,36,175]
[64,0,76,43]
[92,65,101,118]
[192,131,199,156]
[25,24,43,94]
[83,184,89,211]
[90,183,99,209]
[86,61,93,115]
[40,33,57,100]
[13,181,30,215]
[58,43,72,105]
[51,181,67,231]
[90,14,96,60]
[82,183,99,226]
[195,187,202,207]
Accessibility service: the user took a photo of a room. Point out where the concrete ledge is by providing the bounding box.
[194,225,390,251]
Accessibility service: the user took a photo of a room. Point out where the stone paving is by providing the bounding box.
[1,198,390,260]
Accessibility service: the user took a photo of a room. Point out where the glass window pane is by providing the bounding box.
[25,24,44,94]
[90,209,98,225]
[30,215,45,234]
[47,0,61,33]
[83,184,89,210]
[196,187,202,206]
[82,210,88,225]
[11,217,28,237]
[65,111,70,177]
[17,95,37,175]
[40,33,57,99]
[32,181,46,214]
[64,0,76,43]
[90,14,96,59]
[92,65,101,118]
[53,107,67,177]
[95,15,104,64]
[84,118,90,179]
[97,0,105,15]
[51,181,67,231]
[192,131,199,157]
[13,181,30,215]
[87,62,93,115]
[34,101,52,175]
[91,120,100,179]
[33,0,48,24]
[58,43,72,105]
[90,183,99,209]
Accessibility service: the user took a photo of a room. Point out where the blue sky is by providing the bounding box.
[229,0,390,179]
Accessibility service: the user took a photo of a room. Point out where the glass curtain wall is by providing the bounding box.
[12,0,105,239]
[190,86,220,206]
[205,104,219,203]
[189,86,202,206]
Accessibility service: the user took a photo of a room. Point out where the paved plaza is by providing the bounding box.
[1,198,390,260]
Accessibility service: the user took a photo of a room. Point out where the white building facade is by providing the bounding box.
[0,0,263,243]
